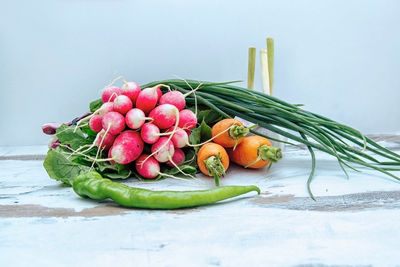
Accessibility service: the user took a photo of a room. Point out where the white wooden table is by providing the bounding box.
[1,137,400,266]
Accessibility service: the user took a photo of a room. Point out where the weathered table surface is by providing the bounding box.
[1,136,400,266]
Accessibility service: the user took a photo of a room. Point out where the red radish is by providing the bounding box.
[42,122,62,135]
[113,130,143,147]
[135,154,160,179]
[159,91,186,111]
[151,137,175,163]
[101,86,121,103]
[125,108,151,129]
[98,102,114,117]
[121,82,141,104]
[166,127,188,148]
[149,104,178,129]
[102,111,125,135]
[141,123,160,144]
[178,109,197,130]
[110,131,144,164]
[166,148,185,167]
[135,86,159,114]
[89,115,103,133]
[49,137,61,149]
[185,129,191,136]
[96,130,115,150]
[156,86,162,100]
[158,84,200,110]
[113,95,133,115]
[110,144,134,164]
[108,148,116,165]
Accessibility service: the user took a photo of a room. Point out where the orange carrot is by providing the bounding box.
[228,136,282,169]
[211,119,251,149]
[197,142,229,186]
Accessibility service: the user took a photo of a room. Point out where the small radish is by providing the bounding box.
[42,122,62,135]
[135,86,159,114]
[101,86,121,103]
[113,130,143,147]
[102,111,125,135]
[158,84,200,110]
[135,154,160,179]
[141,123,160,144]
[121,82,141,104]
[98,102,114,117]
[166,148,185,167]
[89,115,103,133]
[151,137,175,163]
[149,104,179,129]
[110,144,133,164]
[125,108,152,129]
[166,126,188,148]
[108,148,116,165]
[95,130,115,150]
[159,91,186,110]
[110,131,144,164]
[113,95,133,115]
[178,109,197,129]
[156,86,163,100]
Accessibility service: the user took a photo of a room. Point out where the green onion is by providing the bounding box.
[247,47,256,90]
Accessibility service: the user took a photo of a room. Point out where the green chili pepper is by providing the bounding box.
[72,171,260,209]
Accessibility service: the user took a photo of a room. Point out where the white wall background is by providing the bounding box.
[1,0,399,146]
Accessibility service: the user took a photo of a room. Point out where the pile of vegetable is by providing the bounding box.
[43,78,400,208]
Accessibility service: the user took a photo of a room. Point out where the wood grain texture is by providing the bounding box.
[1,139,400,266]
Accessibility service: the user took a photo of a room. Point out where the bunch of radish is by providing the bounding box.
[42,79,283,185]
[83,81,197,179]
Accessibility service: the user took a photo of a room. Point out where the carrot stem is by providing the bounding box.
[258,145,282,163]
[204,155,225,186]
[229,124,249,139]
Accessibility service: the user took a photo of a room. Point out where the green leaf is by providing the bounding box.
[43,149,90,186]
[96,162,132,180]
[164,165,197,176]
[197,109,223,125]
[132,170,164,182]
[56,124,92,150]
[183,147,196,163]
[96,161,119,172]
[103,169,132,179]
[80,124,97,138]
[89,98,103,112]
[188,120,212,153]
[71,155,93,167]
[189,127,201,147]
[199,120,212,142]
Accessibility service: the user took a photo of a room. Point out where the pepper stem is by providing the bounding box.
[204,154,225,186]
